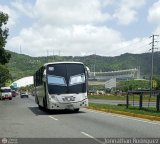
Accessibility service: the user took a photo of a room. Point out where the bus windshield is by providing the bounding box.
[47,63,86,94]
[48,75,67,86]
[1,89,11,93]
[69,74,85,86]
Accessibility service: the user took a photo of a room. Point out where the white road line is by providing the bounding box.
[49,116,58,121]
[81,132,104,144]
[85,109,160,126]
[81,132,94,138]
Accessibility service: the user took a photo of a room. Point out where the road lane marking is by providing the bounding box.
[85,109,160,126]
[49,116,58,121]
[81,132,104,144]
[81,132,94,138]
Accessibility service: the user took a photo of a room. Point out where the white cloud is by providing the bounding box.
[113,0,146,25]
[34,0,111,25]
[111,37,150,55]
[11,0,36,18]
[121,0,146,9]
[148,1,160,37]
[148,0,160,24]
[154,27,160,35]
[0,5,18,27]
[6,0,151,57]
[7,22,151,57]
[113,7,137,25]
[7,24,123,56]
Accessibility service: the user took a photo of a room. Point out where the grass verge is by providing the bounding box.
[88,103,160,121]
[88,94,156,102]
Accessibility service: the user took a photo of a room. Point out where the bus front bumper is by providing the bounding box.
[48,98,88,110]
[0,95,12,100]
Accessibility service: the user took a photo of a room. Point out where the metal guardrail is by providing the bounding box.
[126,90,160,111]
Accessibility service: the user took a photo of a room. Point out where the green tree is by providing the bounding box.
[117,80,150,92]
[0,65,11,86]
[153,76,160,90]
[0,11,11,86]
[0,11,11,64]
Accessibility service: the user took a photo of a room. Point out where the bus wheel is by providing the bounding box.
[43,98,49,112]
[74,108,79,113]
[43,99,46,109]
[38,105,43,110]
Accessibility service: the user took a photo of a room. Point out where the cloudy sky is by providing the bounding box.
[1,0,160,57]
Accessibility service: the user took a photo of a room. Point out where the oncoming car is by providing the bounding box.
[11,90,17,97]
[0,87,12,100]
[20,92,29,98]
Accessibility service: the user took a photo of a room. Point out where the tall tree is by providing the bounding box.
[0,65,11,86]
[0,11,11,86]
[0,11,11,64]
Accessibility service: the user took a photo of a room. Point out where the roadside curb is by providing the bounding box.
[87,106,160,121]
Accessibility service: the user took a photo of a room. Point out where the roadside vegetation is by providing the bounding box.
[89,103,160,117]
[0,11,11,87]
[88,79,160,118]
[6,51,160,82]
[88,78,160,102]
[88,94,156,102]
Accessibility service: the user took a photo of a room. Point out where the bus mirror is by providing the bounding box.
[85,66,90,77]
[43,70,46,76]
[43,70,46,82]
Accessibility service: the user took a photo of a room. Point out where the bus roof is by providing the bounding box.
[43,61,84,67]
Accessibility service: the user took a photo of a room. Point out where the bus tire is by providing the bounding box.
[35,96,38,104]
[74,108,79,112]
[43,98,49,112]
[36,98,41,109]
[38,105,43,110]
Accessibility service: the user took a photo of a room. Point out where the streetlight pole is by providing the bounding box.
[148,34,159,107]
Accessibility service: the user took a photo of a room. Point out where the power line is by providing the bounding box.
[106,38,150,56]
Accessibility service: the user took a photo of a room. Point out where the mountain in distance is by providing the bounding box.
[7,51,160,81]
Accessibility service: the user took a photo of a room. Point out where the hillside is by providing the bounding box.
[7,51,160,81]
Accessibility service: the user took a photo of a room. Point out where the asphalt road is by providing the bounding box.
[0,96,160,144]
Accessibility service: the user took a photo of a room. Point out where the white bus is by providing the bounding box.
[0,87,12,100]
[33,62,88,112]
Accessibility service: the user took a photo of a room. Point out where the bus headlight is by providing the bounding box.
[51,95,55,99]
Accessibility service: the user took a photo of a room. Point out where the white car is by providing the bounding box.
[20,93,29,98]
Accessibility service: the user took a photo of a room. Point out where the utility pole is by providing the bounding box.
[59,50,61,56]
[46,50,49,63]
[93,53,96,77]
[20,45,22,54]
[148,34,159,107]
[53,49,54,61]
